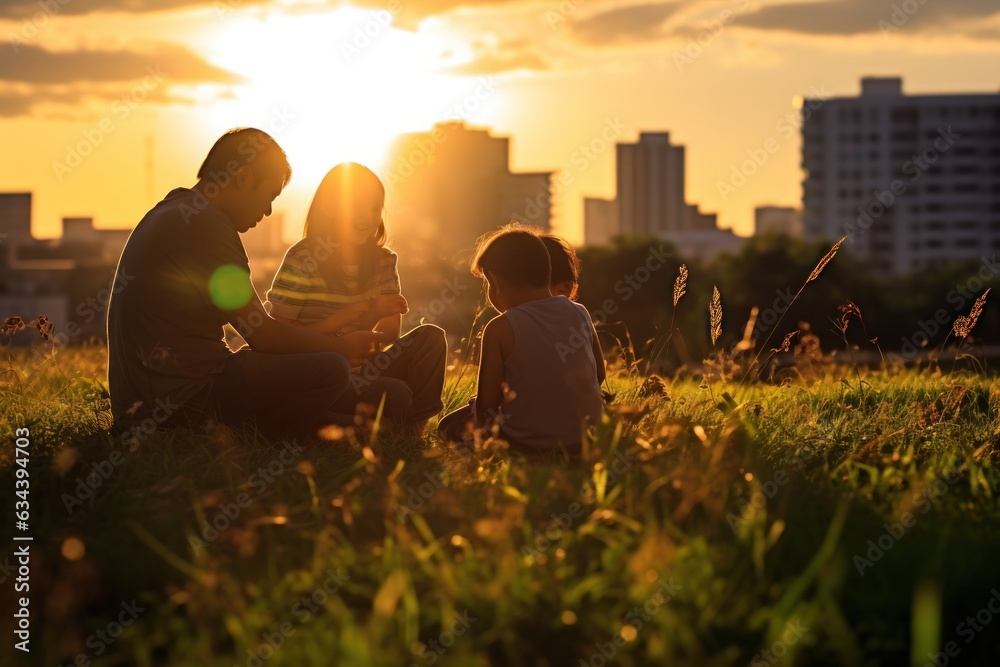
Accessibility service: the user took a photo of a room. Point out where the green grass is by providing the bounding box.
[2,346,999,666]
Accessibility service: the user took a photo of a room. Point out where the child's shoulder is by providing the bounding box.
[375,246,398,266]
[532,295,592,318]
[568,299,594,321]
[484,312,514,336]
[283,237,318,261]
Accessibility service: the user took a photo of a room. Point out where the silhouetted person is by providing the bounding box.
[266,163,446,434]
[107,128,389,441]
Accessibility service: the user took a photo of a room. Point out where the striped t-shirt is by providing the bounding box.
[265,237,400,335]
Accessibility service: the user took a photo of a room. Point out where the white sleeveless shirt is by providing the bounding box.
[496,296,605,448]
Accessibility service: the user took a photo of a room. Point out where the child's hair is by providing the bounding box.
[471,224,551,288]
[540,235,581,300]
[303,162,387,287]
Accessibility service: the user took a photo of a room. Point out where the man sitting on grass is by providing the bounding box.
[106,127,409,441]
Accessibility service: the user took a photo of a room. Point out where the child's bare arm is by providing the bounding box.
[475,315,512,426]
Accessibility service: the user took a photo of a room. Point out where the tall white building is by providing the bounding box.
[802,77,1000,274]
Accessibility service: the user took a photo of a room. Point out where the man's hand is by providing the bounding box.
[336,330,392,366]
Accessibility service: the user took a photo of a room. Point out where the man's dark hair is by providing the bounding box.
[472,225,551,288]
[197,127,292,188]
[541,235,581,298]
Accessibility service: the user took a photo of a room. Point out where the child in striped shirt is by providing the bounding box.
[266,163,446,433]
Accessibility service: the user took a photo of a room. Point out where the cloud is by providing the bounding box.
[0,0,524,25]
[0,84,192,117]
[0,42,238,117]
[342,0,527,30]
[445,49,548,75]
[737,0,1000,36]
[0,0,267,18]
[570,2,683,45]
[0,89,34,116]
[0,42,240,85]
[562,0,1000,45]
[445,40,549,76]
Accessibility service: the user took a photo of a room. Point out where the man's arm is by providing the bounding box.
[591,325,607,385]
[229,289,385,366]
[374,313,402,343]
[272,303,369,335]
[475,315,512,426]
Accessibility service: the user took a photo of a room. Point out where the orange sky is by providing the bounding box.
[1,0,998,247]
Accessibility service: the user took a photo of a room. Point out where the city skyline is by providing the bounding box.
[1,1,999,245]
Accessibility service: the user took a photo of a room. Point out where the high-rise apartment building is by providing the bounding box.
[802,77,1000,273]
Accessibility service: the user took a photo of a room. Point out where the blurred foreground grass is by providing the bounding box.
[1,345,999,667]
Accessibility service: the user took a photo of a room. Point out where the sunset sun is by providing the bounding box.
[197,6,478,183]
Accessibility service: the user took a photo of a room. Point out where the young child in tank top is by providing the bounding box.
[438,226,605,453]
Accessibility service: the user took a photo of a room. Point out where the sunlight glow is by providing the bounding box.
[196,6,485,184]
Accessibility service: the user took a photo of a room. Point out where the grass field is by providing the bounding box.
[2,342,999,667]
